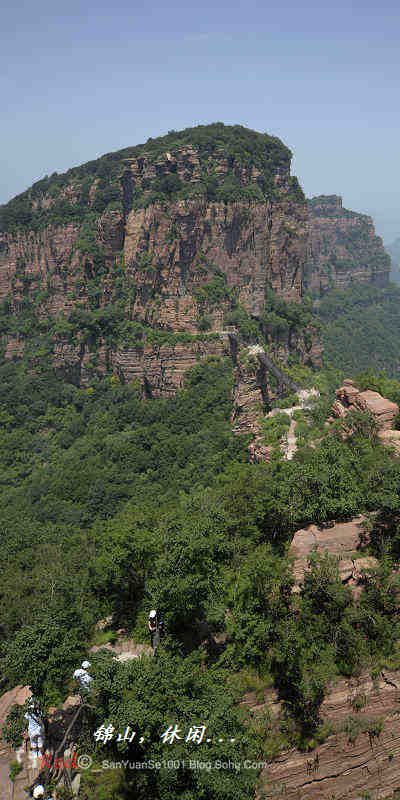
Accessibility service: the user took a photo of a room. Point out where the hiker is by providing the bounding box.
[73,660,93,699]
[148,610,164,653]
[32,785,53,800]
[24,699,44,758]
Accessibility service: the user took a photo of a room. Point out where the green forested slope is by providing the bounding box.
[1,122,400,796]
[2,352,400,799]
[317,283,400,378]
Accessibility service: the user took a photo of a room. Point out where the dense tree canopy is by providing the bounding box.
[1,283,400,797]
[317,283,400,377]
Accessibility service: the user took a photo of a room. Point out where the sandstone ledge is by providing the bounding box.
[289,516,374,595]
[261,669,400,799]
[331,381,399,432]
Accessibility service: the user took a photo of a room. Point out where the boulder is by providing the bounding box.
[62,695,81,712]
[0,685,31,724]
[290,517,372,596]
[378,428,400,454]
[90,637,152,660]
[352,556,379,582]
[331,381,399,432]
[357,389,399,430]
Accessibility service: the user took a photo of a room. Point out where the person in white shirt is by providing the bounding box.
[73,660,93,698]
[24,698,44,758]
[148,609,164,653]
[32,785,52,799]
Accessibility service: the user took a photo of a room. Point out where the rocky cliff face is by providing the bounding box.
[0,126,315,408]
[261,666,400,799]
[121,146,307,315]
[0,129,390,448]
[306,195,391,293]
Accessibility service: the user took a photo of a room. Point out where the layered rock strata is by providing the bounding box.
[289,515,377,596]
[330,379,399,431]
[307,195,391,293]
[261,668,400,799]
[0,133,312,399]
[0,132,392,452]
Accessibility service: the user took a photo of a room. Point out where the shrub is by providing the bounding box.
[8,761,23,782]
[2,704,27,748]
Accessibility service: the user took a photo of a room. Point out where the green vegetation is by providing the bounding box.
[260,411,291,447]
[8,761,23,782]
[222,289,320,359]
[194,272,237,309]
[2,128,400,799]
[1,351,400,797]
[0,124,303,236]
[2,703,27,749]
[261,288,320,349]
[317,283,400,377]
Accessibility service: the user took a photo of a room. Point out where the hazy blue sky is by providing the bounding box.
[2,0,399,242]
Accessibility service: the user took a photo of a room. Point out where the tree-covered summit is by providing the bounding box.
[0,123,301,233]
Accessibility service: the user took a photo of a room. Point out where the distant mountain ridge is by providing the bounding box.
[387,236,400,265]
[306,195,391,293]
[386,236,400,285]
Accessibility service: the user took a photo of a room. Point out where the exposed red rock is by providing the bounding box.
[90,636,152,660]
[0,685,32,800]
[260,669,400,799]
[248,520,400,798]
[112,337,227,395]
[331,380,399,433]
[0,684,31,724]
[378,428,400,455]
[357,390,399,430]
[0,141,390,458]
[0,157,313,397]
[0,138,326,462]
[289,516,374,594]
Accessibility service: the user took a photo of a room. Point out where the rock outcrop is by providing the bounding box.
[0,125,325,456]
[306,195,391,293]
[0,127,310,393]
[0,684,92,799]
[90,635,152,662]
[249,518,400,798]
[260,668,400,799]
[330,379,399,432]
[0,128,392,454]
[0,685,35,800]
[290,516,377,595]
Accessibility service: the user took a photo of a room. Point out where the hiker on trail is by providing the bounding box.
[148,610,164,653]
[24,698,44,758]
[73,660,93,699]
